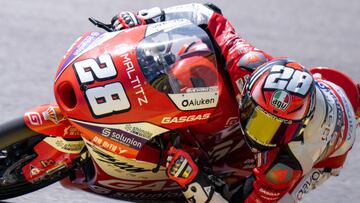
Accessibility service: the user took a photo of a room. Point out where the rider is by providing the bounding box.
[111,3,360,202]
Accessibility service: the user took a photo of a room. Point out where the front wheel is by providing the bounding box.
[0,118,74,200]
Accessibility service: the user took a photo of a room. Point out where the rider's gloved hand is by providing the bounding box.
[166,147,228,202]
[166,147,201,188]
[111,11,145,31]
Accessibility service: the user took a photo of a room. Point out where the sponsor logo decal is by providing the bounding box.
[124,124,152,140]
[63,126,82,136]
[76,122,148,151]
[224,117,239,128]
[265,163,293,184]
[101,128,144,150]
[40,159,56,168]
[91,136,127,154]
[145,19,192,36]
[44,137,84,154]
[71,119,168,153]
[161,113,211,124]
[296,169,324,200]
[181,98,215,108]
[271,90,291,110]
[168,91,219,111]
[25,112,43,125]
[337,86,355,141]
[54,139,84,152]
[185,86,218,93]
[120,52,148,106]
[42,106,66,124]
[30,165,41,177]
[317,81,344,146]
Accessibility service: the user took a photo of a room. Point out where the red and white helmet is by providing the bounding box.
[239,58,316,151]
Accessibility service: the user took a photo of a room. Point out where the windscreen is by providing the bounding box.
[136,22,218,94]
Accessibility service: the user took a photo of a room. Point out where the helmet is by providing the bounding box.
[239,59,316,152]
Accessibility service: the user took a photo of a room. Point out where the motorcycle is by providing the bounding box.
[0,17,254,201]
[1,17,357,202]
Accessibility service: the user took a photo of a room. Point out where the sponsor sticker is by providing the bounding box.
[168,91,218,111]
[63,126,82,136]
[145,19,192,36]
[99,127,145,150]
[265,163,293,184]
[91,136,127,154]
[224,117,239,128]
[295,169,325,200]
[124,124,153,140]
[25,112,43,125]
[55,139,84,152]
[42,106,66,124]
[120,53,148,106]
[44,137,84,154]
[70,119,168,145]
[30,165,41,177]
[161,113,211,124]
[271,90,291,110]
[40,159,56,168]
[185,86,218,93]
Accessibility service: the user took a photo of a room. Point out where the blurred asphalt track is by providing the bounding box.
[0,0,359,202]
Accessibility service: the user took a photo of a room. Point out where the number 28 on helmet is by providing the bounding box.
[239,59,316,152]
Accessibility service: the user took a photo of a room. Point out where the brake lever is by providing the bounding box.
[88,17,113,32]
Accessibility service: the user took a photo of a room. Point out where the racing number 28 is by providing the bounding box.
[264,65,313,96]
[73,54,130,117]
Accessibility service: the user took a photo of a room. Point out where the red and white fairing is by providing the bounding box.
[50,19,253,199]
[54,20,223,159]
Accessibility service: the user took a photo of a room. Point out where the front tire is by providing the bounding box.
[0,118,73,200]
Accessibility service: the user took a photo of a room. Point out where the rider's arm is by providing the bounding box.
[230,146,303,203]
